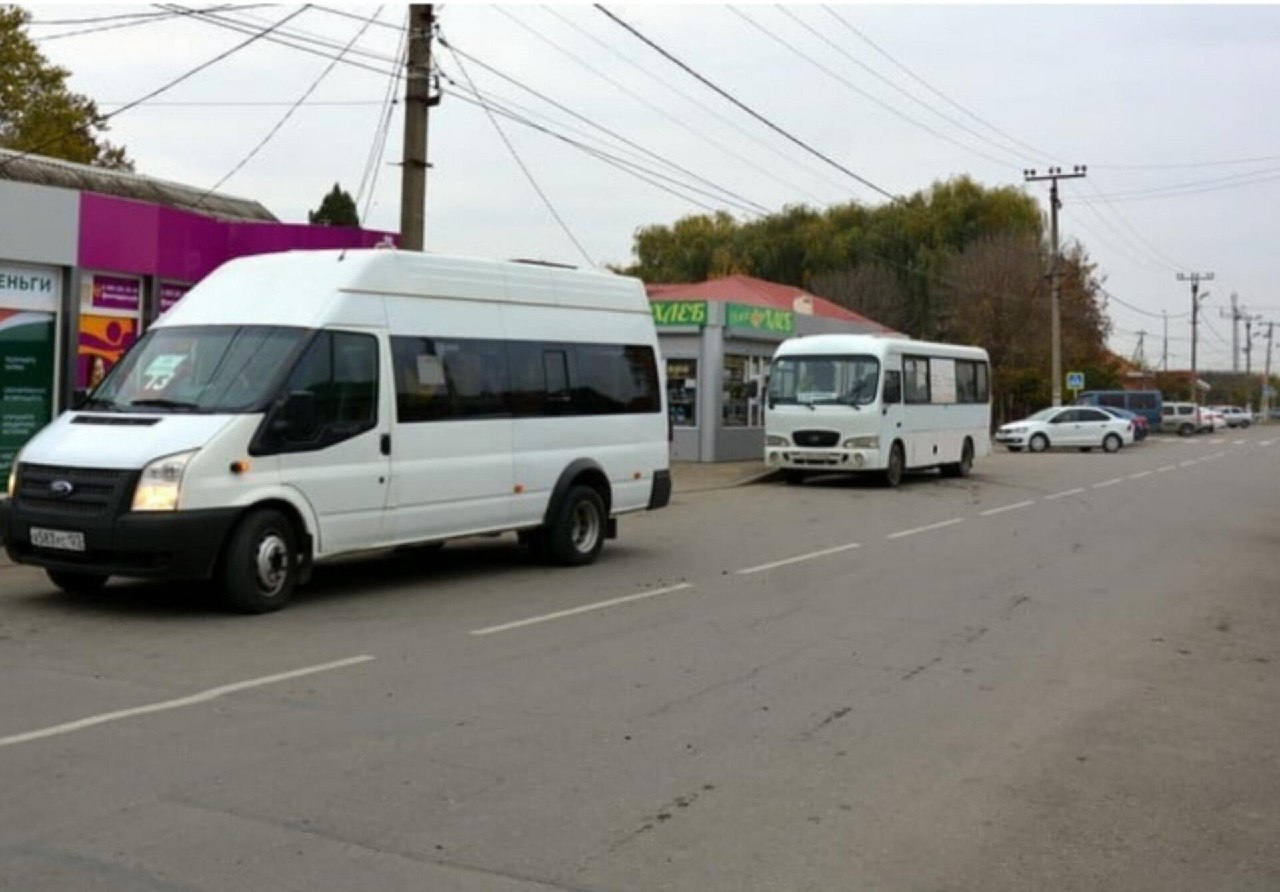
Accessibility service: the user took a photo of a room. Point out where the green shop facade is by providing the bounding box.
[647,276,893,463]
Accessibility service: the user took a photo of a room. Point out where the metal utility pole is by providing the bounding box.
[399,4,437,252]
[1024,165,1088,406]
[1178,271,1214,402]
[1244,315,1259,375]
[1221,292,1241,371]
[1162,311,1169,371]
[1131,330,1147,369]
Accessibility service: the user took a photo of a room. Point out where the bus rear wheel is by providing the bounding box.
[940,438,973,478]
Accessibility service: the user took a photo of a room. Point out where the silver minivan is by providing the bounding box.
[1160,401,1200,436]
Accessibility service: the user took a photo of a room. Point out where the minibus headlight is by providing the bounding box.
[766,435,789,447]
[132,450,197,512]
[6,463,16,499]
[843,435,879,449]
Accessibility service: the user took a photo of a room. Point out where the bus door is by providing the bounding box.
[881,357,905,462]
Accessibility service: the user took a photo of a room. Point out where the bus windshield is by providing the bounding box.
[769,354,880,407]
[87,325,309,414]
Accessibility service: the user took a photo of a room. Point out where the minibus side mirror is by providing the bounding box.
[273,390,319,440]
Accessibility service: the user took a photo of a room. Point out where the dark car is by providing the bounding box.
[1098,405,1147,441]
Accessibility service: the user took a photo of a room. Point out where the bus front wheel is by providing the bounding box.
[882,442,905,488]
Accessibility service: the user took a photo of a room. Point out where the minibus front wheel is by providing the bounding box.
[220,508,299,614]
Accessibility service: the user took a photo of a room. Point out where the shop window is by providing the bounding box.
[722,354,768,427]
[667,359,697,427]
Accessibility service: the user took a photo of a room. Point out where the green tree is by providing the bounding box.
[308,183,360,227]
[0,5,131,168]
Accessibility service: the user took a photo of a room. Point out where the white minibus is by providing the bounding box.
[765,334,991,486]
[2,250,671,612]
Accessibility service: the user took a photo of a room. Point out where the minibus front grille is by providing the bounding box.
[16,464,133,517]
[793,430,840,448]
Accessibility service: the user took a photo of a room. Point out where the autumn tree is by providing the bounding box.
[308,183,360,227]
[0,6,131,169]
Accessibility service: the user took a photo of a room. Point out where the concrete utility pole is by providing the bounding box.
[1162,310,1169,371]
[1221,292,1241,372]
[1024,165,1088,406]
[1263,322,1275,423]
[1131,330,1147,369]
[1243,315,1261,375]
[399,4,438,252]
[1178,271,1214,403]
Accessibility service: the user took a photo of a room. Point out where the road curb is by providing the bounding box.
[678,468,783,494]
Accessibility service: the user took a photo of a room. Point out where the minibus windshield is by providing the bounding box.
[769,355,880,407]
[87,326,308,413]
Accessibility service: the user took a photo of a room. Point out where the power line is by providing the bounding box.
[439,32,595,266]
[1093,152,1280,171]
[176,4,401,68]
[594,4,901,204]
[197,5,385,205]
[493,8,788,211]
[539,5,852,197]
[1086,164,1280,202]
[355,12,406,221]
[1102,287,1188,321]
[751,6,1023,168]
[0,5,310,173]
[820,5,1053,163]
[438,40,770,217]
[31,4,276,42]
[312,4,407,33]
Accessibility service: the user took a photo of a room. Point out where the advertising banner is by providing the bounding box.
[0,264,60,313]
[78,314,138,390]
[158,282,191,314]
[0,310,55,480]
[89,273,142,313]
[726,302,794,335]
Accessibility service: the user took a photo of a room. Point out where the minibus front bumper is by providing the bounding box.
[766,446,881,471]
[1,498,239,580]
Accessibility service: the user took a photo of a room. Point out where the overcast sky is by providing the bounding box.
[30,2,1280,371]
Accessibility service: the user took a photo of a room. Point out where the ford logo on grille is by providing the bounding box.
[49,479,75,498]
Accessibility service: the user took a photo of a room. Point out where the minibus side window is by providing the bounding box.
[883,370,902,404]
[266,331,378,450]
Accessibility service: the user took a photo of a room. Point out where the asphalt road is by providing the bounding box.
[2,429,1278,892]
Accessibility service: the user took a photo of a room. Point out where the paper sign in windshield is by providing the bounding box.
[143,354,188,391]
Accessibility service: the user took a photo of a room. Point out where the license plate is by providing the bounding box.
[30,527,86,552]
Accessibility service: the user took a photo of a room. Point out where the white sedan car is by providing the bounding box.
[996,407,1135,453]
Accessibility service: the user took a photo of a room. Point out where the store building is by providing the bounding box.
[649,275,895,462]
[0,149,394,479]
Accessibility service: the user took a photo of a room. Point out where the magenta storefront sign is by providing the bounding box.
[77,193,397,284]
[90,273,141,311]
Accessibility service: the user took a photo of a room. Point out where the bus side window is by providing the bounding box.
[883,370,902,405]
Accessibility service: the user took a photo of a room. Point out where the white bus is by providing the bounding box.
[3,250,671,612]
[764,334,991,486]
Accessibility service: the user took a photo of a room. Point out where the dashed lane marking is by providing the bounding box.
[736,542,862,575]
[1044,487,1085,500]
[1128,470,1153,480]
[0,655,376,750]
[1157,465,1177,472]
[979,500,1036,517]
[1093,478,1124,489]
[886,518,964,540]
[1180,460,1198,467]
[470,583,694,636]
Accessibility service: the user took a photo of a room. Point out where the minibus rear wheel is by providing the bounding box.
[221,508,299,614]
[46,569,108,595]
[538,485,607,566]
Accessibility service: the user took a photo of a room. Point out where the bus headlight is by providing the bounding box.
[766,435,790,447]
[132,450,196,512]
[843,435,879,449]
[6,463,16,499]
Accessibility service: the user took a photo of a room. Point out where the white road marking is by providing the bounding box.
[979,500,1035,517]
[1209,439,1226,445]
[1044,487,1085,500]
[1261,439,1275,446]
[1157,465,1177,472]
[1128,470,1153,480]
[0,655,375,750]
[1180,460,1198,467]
[471,583,694,636]
[1234,439,1247,445]
[736,542,862,575]
[1092,478,1124,489]
[886,518,964,539]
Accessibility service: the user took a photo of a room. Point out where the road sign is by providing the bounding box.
[1066,371,1085,390]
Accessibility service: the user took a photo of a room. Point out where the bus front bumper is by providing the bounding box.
[766,446,881,471]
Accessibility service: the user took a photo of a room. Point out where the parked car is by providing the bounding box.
[1198,408,1227,433]
[1097,405,1148,441]
[1211,405,1252,428]
[1160,401,1201,436]
[996,406,1134,453]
